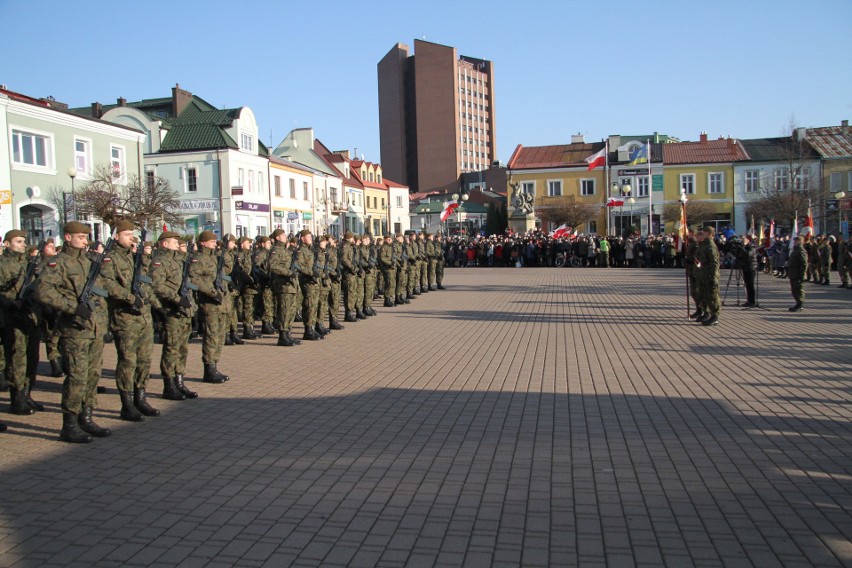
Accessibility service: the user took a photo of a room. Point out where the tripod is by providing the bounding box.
[722,266,742,306]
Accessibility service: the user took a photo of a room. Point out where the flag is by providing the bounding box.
[768,219,775,247]
[440,201,459,222]
[802,202,814,241]
[605,197,625,207]
[758,219,765,247]
[789,213,798,251]
[748,215,755,238]
[677,201,688,243]
[629,143,648,166]
[551,224,572,239]
[584,147,606,171]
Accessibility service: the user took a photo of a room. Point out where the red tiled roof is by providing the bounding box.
[507,142,606,169]
[806,126,852,159]
[663,138,750,165]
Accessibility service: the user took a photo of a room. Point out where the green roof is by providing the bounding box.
[158,102,241,152]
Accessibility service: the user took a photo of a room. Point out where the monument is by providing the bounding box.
[509,181,536,233]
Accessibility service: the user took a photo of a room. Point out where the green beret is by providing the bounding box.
[361,234,371,240]
[383,234,392,239]
[319,234,329,243]
[113,219,135,233]
[395,232,403,238]
[4,229,27,242]
[238,236,251,245]
[299,229,311,237]
[288,236,297,243]
[198,230,216,243]
[158,231,181,241]
[270,228,285,239]
[258,236,270,244]
[322,234,332,241]
[344,231,355,240]
[64,221,91,235]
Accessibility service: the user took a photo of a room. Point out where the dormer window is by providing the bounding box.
[240,132,254,152]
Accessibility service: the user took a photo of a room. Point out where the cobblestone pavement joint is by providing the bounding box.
[0,267,850,567]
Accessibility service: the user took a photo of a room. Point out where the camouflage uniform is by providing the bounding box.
[0,249,41,415]
[253,241,275,333]
[837,238,850,288]
[339,239,358,321]
[378,238,397,307]
[417,234,429,291]
[295,239,321,339]
[189,245,231,382]
[695,235,720,323]
[326,241,343,329]
[233,247,258,339]
[788,241,807,310]
[360,240,378,316]
[268,239,300,346]
[685,236,701,317]
[818,238,832,284]
[351,242,365,318]
[425,235,438,290]
[405,236,419,298]
[394,236,408,303]
[435,235,446,289]
[316,243,332,332]
[36,252,62,375]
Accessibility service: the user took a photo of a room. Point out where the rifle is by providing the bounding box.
[130,228,154,301]
[178,239,199,304]
[311,245,324,279]
[16,246,42,302]
[77,238,112,313]
[214,247,232,295]
[289,245,300,277]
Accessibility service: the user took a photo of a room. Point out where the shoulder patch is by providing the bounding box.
[153,262,162,267]
[191,259,199,263]
[48,262,57,268]
[103,257,112,263]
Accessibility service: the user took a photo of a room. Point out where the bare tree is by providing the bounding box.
[662,200,716,227]
[45,184,69,225]
[539,196,599,231]
[75,165,184,229]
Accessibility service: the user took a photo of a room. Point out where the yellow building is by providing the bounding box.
[352,160,391,236]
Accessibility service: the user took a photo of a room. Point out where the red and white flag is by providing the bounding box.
[801,203,814,241]
[551,224,572,239]
[605,197,624,207]
[585,146,606,171]
[440,201,459,222]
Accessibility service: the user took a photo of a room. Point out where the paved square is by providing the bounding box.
[1,267,850,567]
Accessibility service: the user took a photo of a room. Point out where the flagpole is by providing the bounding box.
[647,139,652,235]
[681,196,690,319]
[605,139,610,236]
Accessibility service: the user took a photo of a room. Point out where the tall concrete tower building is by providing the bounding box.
[377,39,496,193]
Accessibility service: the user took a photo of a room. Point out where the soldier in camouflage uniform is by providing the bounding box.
[0,230,43,416]
[150,231,197,401]
[417,232,429,293]
[100,220,159,421]
[351,235,366,319]
[425,233,438,291]
[695,226,721,326]
[222,235,245,346]
[685,230,703,320]
[394,233,409,304]
[326,235,344,330]
[315,235,333,335]
[818,235,833,285]
[788,236,807,311]
[253,235,276,335]
[435,233,446,289]
[837,236,850,288]
[339,231,359,322]
[404,233,419,300]
[378,234,396,308]
[295,230,322,341]
[233,236,258,340]
[360,234,378,316]
[37,240,64,377]
[268,229,301,346]
[35,221,111,443]
[189,231,231,383]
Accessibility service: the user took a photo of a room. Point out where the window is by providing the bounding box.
[547,180,562,197]
[377,173,381,183]
[74,138,91,176]
[795,167,811,190]
[744,170,760,193]
[396,195,402,207]
[274,176,281,197]
[289,178,296,199]
[708,172,724,194]
[331,188,339,204]
[303,181,309,201]
[774,169,789,191]
[11,128,53,169]
[258,174,264,195]
[830,172,841,192]
[636,177,649,197]
[581,179,596,196]
[240,132,253,151]
[186,168,197,192]
[146,170,156,189]
[588,221,597,234]
[238,168,244,189]
[248,170,253,193]
[521,181,535,197]
[110,145,125,179]
[680,174,695,194]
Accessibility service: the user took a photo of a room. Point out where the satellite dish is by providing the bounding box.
[27,186,41,198]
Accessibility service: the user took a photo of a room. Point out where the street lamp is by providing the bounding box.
[67,166,78,221]
[835,191,845,236]
[451,192,469,236]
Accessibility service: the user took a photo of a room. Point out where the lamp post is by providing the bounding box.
[452,192,469,237]
[836,191,846,236]
[67,166,78,221]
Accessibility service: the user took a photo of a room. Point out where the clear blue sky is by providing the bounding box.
[2,0,850,165]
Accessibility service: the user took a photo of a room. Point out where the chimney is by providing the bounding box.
[91,102,103,118]
[571,133,585,144]
[699,131,708,143]
[117,97,126,107]
[334,150,351,160]
[843,120,849,137]
[171,83,192,116]
[727,137,735,148]
[795,127,806,141]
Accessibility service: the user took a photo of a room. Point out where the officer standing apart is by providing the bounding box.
[189,231,231,383]
[150,231,197,400]
[35,221,111,443]
[788,236,808,311]
[695,226,721,326]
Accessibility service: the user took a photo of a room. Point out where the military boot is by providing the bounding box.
[230,331,245,345]
[23,383,44,412]
[384,297,395,307]
[428,285,437,291]
[242,324,258,340]
[355,308,366,320]
[788,303,803,312]
[60,413,93,444]
[437,284,446,290]
[224,332,234,346]
[689,309,703,320]
[134,388,161,417]
[78,405,111,437]
[277,331,296,347]
[329,318,344,330]
[202,362,228,383]
[420,286,429,293]
[701,315,719,326]
[50,358,64,377]
[118,390,145,422]
[365,306,377,316]
[412,286,422,295]
[261,321,276,335]
[344,311,358,323]
[174,375,198,399]
[162,376,186,401]
[9,387,34,415]
[303,327,321,341]
[315,323,330,337]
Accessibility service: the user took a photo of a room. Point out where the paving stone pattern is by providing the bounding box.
[0,267,850,567]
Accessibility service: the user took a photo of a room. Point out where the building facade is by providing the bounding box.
[378,39,496,193]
